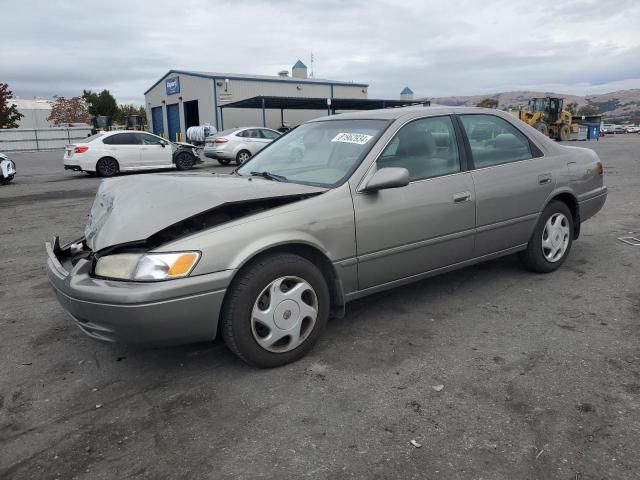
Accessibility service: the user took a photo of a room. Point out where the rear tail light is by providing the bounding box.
[74,146,89,154]
[597,161,603,175]
[213,138,228,144]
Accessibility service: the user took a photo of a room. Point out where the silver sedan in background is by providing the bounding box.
[203,127,281,165]
[47,106,607,368]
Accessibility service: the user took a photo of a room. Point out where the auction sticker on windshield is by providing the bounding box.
[331,133,373,145]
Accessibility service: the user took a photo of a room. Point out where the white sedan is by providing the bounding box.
[203,127,281,165]
[64,131,199,177]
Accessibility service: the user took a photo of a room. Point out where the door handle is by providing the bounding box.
[538,173,552,185]
[453,191,471,203]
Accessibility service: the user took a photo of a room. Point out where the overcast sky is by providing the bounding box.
[2,0,639,104]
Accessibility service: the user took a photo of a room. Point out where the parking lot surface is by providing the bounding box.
[1,138,639,479]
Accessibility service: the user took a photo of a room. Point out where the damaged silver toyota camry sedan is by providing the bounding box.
[46,107,607,367]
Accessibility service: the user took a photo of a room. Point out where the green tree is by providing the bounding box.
[0,83,24,128]
[566,102,578,115]
[577,104,599,116]
[476,98,499,108]
[114,103,147,124]
[82,89,118,117]
[48,96,90,124]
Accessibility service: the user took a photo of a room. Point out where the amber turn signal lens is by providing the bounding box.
[168,252,200,276]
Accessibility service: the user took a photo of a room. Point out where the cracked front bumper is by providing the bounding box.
[46,239,233,345]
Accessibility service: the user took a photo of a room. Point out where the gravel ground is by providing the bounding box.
[1,137,639,480]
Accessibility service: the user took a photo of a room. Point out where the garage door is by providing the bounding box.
[151,107,164,136]
[167,103,180,142]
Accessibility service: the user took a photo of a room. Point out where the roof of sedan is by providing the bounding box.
[312,105,504,121]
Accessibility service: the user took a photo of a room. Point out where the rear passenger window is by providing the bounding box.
[103,133,138,145]
[377,116,460,182]
[459,114,533,168]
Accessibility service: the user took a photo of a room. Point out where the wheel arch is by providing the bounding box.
[236,148,251,159]
[96,156,119,174]
[228,241,346,317]
[544,189,580,239]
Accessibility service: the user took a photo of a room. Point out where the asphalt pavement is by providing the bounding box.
[1,137,639,479]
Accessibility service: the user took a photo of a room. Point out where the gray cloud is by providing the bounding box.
[2,0,639,104]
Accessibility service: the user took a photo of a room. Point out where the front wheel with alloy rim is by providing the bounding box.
[175,151,195,171]
[519,201,573,273]
[236,150,251,165]
[221,253,330,368]
[96,157,119,177]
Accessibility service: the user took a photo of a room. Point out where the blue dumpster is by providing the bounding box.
[583,123,600,140]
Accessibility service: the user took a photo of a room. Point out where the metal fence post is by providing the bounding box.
[34,129,39,151]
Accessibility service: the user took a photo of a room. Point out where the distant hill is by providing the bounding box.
[432,89,640,120]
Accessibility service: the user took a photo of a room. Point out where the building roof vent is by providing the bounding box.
[278,70,289,77]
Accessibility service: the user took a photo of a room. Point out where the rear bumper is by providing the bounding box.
[46,239,233,345]
[579,186,607,222]
[204,147,233,160]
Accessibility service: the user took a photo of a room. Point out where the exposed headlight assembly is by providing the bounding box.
[94,252,200,281]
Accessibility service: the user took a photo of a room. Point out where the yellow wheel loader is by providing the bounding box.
[518,97,577,141]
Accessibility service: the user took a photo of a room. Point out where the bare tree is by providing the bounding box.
[48,96,90,124]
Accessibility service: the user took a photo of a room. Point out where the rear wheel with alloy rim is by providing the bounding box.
[221,253,330,368]
[519,200,573,273]
[96,157,119,177]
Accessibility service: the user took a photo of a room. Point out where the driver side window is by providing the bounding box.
[377,116,460,182]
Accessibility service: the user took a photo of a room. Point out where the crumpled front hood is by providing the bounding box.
[85,173,326,252]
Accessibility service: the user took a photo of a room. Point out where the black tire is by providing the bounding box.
[558,124,570,142]
[236,150,251,165]
[175,151,195,171]
[519,201,574,273]
[96,157,119,177]
[534,122,549,136]
[217,157,231,165]
[221,253,330,368]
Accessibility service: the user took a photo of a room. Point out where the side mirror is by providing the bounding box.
[363,167,410,192]
[160,141,167,148]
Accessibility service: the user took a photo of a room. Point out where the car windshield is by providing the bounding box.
[236,119,389,187]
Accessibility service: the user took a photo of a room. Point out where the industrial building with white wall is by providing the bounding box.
[144,60,370,141]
